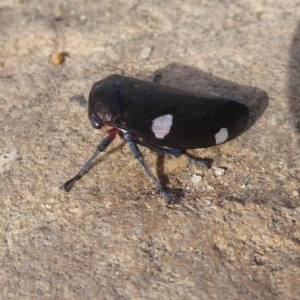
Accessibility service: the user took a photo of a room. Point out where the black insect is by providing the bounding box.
[62,74,249,204]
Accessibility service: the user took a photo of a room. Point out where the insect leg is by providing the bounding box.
[181,153,209,168]
[134,139,209,168]
[134,139,182,157]
[69,95,88,108]
[61,130,117,192]
[124,132,175,204]
[153,74,162,83]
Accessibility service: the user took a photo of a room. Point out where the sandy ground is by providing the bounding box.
[0,0,300,299]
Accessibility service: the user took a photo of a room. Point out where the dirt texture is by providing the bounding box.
[0,0,300,299]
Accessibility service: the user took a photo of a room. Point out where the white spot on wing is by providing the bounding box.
[215,128,228,144]
[151,114,173,139]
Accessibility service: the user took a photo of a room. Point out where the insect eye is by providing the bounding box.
[90,113,102,129]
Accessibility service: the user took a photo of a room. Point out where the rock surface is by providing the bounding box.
[1,1,299,298]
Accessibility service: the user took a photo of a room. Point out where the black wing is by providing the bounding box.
[113,80,249,149]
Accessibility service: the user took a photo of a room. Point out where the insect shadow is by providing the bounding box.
[149,63,268,132]
[154,154,186,201]
[146,63,268,198]
[288,22,300,140]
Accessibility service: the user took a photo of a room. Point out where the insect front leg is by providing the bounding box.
[61,129,117,192]
[123,132,175,204]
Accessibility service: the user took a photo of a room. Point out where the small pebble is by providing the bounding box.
[206,185,214,191]
[140,47,152,59]
[204,200,212,206]
[51,52,66,65]
[80,15,87,22]
[0,149,21,172]
[213,167,225,176]
[191,174,202,184]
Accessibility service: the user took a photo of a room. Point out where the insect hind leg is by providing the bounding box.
[134,139,210,168]
[182,153,211,168]
[134,139,182,157]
